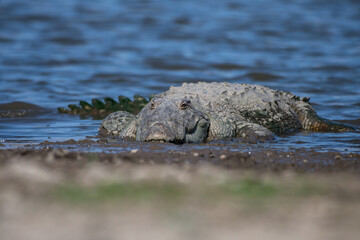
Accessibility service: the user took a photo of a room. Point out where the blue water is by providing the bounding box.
[0,0,359,152]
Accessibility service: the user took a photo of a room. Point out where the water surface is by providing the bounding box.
[1,0,359,152]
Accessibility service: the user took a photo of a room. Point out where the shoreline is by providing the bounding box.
[1,143,360,240]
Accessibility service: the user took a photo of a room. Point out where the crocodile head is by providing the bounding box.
[135,98,210,143]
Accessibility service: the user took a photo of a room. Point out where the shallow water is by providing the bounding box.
[0,0,359,152]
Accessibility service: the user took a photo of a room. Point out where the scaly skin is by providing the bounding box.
[99,82,355,143]
[57,95,149,119]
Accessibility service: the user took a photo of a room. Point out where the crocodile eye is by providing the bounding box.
[150,102,156,110]
[179,100,190,110]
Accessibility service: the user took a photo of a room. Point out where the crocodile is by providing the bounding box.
[99,82,355,143]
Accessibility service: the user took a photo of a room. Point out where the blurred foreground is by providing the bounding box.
[1,148,359,240]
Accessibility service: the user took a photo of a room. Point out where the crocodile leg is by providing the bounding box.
[236,121,275,143]
[207,115,237,141]
[98,111,136,138]
[207,114,275,142]
[292,99,355,132]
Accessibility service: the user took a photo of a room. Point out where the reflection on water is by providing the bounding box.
[0,0,359,152]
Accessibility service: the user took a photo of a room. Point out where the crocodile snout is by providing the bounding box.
[142,123,175,142]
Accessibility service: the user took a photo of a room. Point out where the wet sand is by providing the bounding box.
[35,138,360,172]
[1,140,360,240]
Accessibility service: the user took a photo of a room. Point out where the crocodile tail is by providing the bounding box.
[292,97,355,132]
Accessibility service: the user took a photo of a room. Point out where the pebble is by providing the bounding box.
[130,149,139,153]
[334,154,342,160]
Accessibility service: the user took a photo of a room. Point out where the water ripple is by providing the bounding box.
[0,0,359,152]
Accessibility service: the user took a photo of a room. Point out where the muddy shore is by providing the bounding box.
[34,138,360,172]
[1,140,360,240]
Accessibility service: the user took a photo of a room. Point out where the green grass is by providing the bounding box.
[222,178,278,199]
[53,182,184,204]
[52,177,325,205]
[86,153,99,162]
